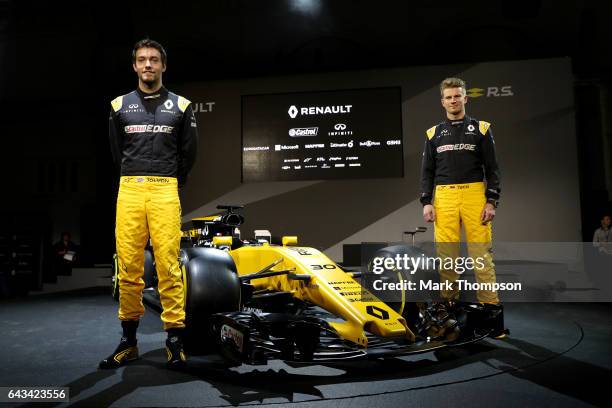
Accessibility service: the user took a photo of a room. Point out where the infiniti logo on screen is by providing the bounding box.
[329,123,353,136]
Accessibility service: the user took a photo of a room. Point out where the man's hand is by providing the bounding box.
[423,204,435,223]
[481,203,496,224]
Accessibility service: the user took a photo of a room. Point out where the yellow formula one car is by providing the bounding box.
[112,205,506,365]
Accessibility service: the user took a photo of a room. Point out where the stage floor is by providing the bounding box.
[1,288,610,407]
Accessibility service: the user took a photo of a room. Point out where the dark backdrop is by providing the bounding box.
[1,1,611,263]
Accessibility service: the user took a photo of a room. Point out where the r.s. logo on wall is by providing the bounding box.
[467,86,514,98]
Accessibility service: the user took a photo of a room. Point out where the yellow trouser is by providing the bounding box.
[115,176,185,329]
[434,182,499,304]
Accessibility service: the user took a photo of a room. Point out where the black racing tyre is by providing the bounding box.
[366,244,435,332]
[181,248,241,354]
[143,249,156,289]
[184,248,241,318]
[112,251,156,300]
[180,247,215,266]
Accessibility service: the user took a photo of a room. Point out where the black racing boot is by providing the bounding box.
[165,328,186,370]
[99,320,139,369]
[483,303,509,339]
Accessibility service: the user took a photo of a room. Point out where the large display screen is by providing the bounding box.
[242,87,403,182]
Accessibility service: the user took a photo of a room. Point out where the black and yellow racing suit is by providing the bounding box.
[109,87,198,329]
[420,115,500,304]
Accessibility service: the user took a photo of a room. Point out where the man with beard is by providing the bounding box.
[100,39,198,369]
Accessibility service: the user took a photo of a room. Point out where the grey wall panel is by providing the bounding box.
[174,58,579,259]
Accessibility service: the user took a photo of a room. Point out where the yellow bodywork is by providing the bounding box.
[228,245,415,346]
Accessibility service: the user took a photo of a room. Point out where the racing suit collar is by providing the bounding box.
[445,114,470,127]
[136,86,168,100]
